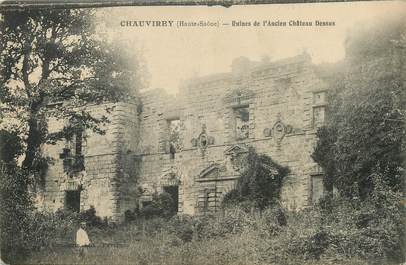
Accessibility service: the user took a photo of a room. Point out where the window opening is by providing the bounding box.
[168,119,181,158]
[311,174,324,204]
[233,106,250,140]
[313,106,326,128]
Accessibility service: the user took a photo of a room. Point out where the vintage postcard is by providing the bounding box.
[0,1,405,264]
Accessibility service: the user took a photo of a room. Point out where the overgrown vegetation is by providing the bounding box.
[125,191,178,221]
[0,9,142,263]
[311,15,406,263]
[1,8,405,265]
[223,147,289,211]
[312,15,405,199]
[24,188,404,265]
[0,130,32,262]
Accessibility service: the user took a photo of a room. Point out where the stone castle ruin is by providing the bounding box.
[40,52,328,222]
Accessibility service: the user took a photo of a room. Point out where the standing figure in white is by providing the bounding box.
[76,222,91,258]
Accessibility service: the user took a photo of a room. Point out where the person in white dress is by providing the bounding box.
[0,251,8,265]
[76,222,91,258]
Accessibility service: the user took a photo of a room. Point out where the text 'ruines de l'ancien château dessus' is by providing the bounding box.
[232,20,336,27]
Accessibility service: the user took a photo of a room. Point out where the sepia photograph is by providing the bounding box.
[0,1,405,264]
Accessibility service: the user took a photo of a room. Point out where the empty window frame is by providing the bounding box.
[311,174,324,204]
[312,91,327,128]
[167,119,181,158]
[233,106,250,140]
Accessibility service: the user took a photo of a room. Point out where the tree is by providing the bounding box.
[0,130,32,262]
[0,130,23,165]
[312,16,406,199]
[0,9,142,183]
[0,9,144,262]
[223,147,289,210]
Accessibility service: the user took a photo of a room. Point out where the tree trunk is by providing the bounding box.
[21,39,50,172]
[21,97,45,172]
[21,115,42,171]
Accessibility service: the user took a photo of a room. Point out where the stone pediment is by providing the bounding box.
[224,144,249,173]
[196,162,235,183]
[224,144,249,157]
[198,163,222,179]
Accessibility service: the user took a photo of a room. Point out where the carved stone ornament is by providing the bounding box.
[199,133,208,149]
[271,119,289,150]
[197,162,226,180]
[273,121,286,141]
[224,144,249,172]
[263,128,272,137]
[208,136,215,145]
[263,115,294,141]
[192,124,215,154]
[224,144,249,157]
[285,125,293,134]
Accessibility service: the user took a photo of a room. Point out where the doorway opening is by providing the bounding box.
[65,190,81,212]
[163,185,179,213]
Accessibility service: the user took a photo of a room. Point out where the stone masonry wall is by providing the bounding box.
[135,52,328,215]
[41,53,328,221]
[41,102,139,222]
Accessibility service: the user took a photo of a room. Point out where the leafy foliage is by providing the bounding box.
[7,188,403,265]
[0,9,142,178]
[310,17,405,263]
[223,147,289,210]
[79,205,108,228]
[0,10,142,262]
[312,17,405,198]
[0,130,23,163]
[0,130,30,262]
[0,164,33,263]
[138,192,178,219]
[318,174,405,263]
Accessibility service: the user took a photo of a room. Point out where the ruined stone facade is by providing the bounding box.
[41,53,328,221]
[40,103,140,221]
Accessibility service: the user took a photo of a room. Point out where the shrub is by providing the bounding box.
[0,165,33,262]
[223,147,289,210]
[124,209,137,222]
[139,192,177,219]
[199,207,256,239]
[321,174,405,263]
[256,206,287,237]
[167,215,196,242]
[2,202,112,262]
[79,205,107,228]
[139,204,162,219]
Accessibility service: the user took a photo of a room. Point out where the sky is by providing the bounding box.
[97,1,405,94]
